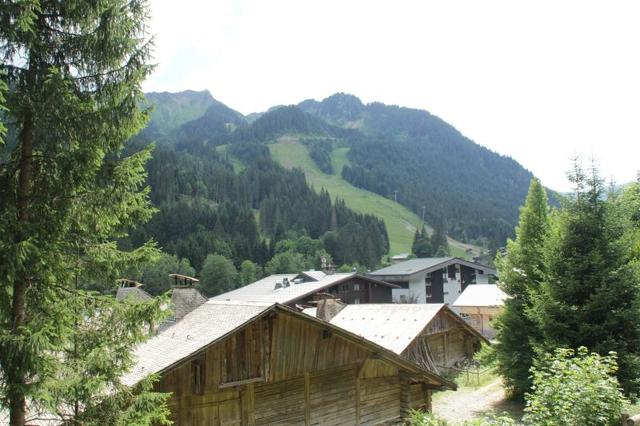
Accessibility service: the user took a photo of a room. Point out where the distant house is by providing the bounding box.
[123,300,455,425]
[368,257,497,305]
[304,302,487,375]
[211,270,398,307]
[452,284,508,340]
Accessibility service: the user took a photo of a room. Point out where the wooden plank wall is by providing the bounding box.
[254,377,305,425]
[156,312,433,425]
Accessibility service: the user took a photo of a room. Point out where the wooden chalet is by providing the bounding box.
[211,270,399,307]
[123,300,455,425]
[305,302,488,375]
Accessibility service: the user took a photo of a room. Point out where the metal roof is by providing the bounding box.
[452,284,509,308]
[328,304,446,354]
[369,257,496,277]
[122,300,273,386]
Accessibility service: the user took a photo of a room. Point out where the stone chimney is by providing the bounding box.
[115,278,152,301]
[168,274,207,321]
[314,293,346,321]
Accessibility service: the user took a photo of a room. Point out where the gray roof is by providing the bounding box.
[452,284,509,308]
[123,300,456,390]
[170,287,208,320]
[123,300,272,386]
[369,257,496,277]
[211,271,395,305]
[116,286,153,302]
[327,304,446,354]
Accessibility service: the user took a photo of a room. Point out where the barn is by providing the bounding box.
[305,302,488,375]
[123,300,455,425]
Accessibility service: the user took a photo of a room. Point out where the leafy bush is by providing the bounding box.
[407,411,448,426]
[406,411,515,426]
[523,347,628,425]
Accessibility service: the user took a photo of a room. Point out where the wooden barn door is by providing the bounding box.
[309,366,358,425]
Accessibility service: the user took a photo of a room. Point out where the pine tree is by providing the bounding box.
[430,220,450,256]
[493,178,549,399]
[411,226,433,258]
[531,164,640,395]
[0,1,169,424]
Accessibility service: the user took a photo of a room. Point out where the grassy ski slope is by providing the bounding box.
[268,136,479,258]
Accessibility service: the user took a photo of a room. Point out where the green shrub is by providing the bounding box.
[406,411,515,426]
[407,410,448,426]
[523,347,628,425]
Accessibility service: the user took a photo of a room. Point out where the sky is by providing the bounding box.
[144,0,640,192]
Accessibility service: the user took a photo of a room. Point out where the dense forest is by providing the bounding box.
[120,88,545,294]
[298,93,537,245]
[124,129,389,292]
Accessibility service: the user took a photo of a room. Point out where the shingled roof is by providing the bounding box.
[123,300,456,390]
[323,303,487,354]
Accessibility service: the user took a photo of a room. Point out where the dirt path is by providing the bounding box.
[432,377,523,422]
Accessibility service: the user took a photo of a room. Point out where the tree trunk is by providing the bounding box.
[9,111,34,426]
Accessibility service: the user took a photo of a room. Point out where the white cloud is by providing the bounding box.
[144,0,640,191]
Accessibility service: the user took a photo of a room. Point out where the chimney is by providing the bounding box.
[168,273,207,320]
[118,278,143,288]
[283,277,290,287]
[314,293,346,321]
[115,278,152,301]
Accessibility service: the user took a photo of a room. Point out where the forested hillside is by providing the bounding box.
[299,93,536,245]
[128,89,542,288]
[124,91,390,290]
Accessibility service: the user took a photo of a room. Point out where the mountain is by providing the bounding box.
[298,93,535,245]
[143,90,218,136]
[134,90,544,267]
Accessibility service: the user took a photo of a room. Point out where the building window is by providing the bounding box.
[353,283,360,291]
[448,265,457,279]
[396,281,410,289]
[192,358,205,395]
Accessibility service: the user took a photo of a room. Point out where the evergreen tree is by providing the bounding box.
[531,164,640,395]
[493,178,549,399]
[430,220,450,256]
[411,226,433,257]
[0,1,170,424]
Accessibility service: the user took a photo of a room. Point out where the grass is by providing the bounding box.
[268,135,479,257]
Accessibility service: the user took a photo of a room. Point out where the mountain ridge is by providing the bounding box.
[142,89,539,248]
